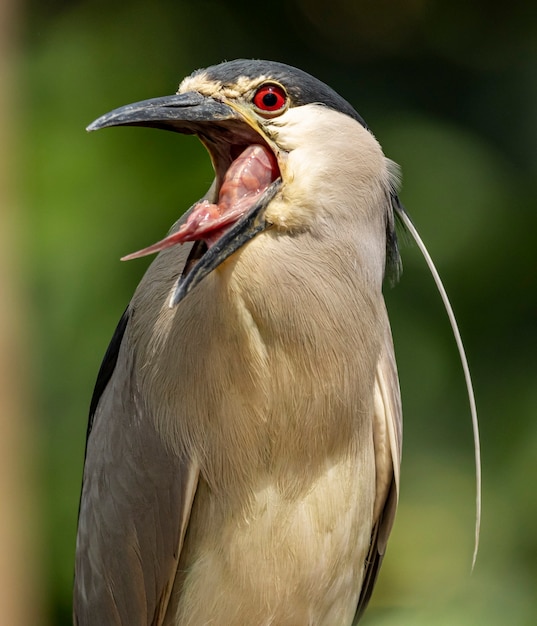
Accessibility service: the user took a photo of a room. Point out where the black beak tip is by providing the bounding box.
[85,106,138,133]
[86,109,126,132]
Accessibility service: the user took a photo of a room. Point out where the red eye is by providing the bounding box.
[253,83,288,115]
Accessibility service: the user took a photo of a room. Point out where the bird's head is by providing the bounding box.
[88,59,400,306]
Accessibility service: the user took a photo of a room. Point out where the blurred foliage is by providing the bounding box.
[18,0,537,624]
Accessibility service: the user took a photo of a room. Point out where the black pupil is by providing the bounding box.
[263,91,279,108]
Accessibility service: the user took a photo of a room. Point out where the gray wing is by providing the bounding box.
[354,312,402,622]
[73,307,199,626]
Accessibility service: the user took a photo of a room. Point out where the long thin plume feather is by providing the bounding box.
[394,201,481,570]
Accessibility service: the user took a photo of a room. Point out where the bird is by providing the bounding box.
[73,58,405,626]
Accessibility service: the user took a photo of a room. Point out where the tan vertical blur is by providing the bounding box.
[0,1,43,624]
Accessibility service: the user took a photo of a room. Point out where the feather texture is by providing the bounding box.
[74,63,404,625]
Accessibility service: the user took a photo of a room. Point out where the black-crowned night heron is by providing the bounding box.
[73,59,479,626]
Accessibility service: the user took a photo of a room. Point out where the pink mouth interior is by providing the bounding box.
[122,144,279,260]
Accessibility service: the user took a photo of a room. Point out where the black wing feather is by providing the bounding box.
[86,307,130,441]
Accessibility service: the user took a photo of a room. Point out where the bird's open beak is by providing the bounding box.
[87,92,282,307]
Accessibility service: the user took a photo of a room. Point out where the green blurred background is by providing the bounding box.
[4,0,536,624]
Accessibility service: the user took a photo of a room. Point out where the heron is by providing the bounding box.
[73,59,479,626]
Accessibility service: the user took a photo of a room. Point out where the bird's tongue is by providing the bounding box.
[122,144,279,260]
